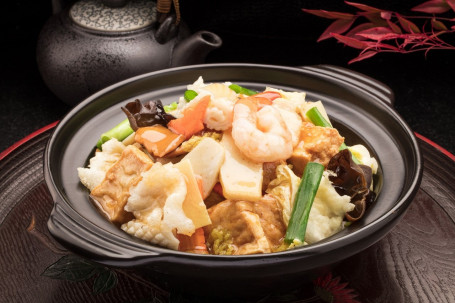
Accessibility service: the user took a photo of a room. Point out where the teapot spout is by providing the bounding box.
[171,31,222,67]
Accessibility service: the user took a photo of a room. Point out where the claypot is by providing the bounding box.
[44,64,422,299]
[36,0,222,106]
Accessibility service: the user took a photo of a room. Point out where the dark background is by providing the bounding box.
[1,0,454,154]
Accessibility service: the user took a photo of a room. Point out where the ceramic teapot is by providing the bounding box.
[36,0,222,105]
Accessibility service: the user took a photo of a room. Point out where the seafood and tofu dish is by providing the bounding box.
[78,77,378,255]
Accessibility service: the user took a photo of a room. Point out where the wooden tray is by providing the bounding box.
[0,125,454,303]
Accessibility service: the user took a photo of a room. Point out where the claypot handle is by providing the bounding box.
[299,65,395,107]
[47,202,166,266]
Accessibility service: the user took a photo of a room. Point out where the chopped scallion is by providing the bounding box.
[96,118,133,149]
[184,90,198,102]
[164,102,178,112]
[228,84,257,96]
[306,106,332,128]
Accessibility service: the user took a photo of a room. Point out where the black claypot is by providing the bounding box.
[45,64,422,299]
[36,0,222,106]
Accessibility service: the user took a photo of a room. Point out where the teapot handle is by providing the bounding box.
[156,0,181,24]
[155,14,179,44]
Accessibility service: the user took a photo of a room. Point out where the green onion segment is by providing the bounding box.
[285,162,324,244]
[306,107,332,128]
[164,102,178,113]
[184,90,198,102]
[96,118,134,149]
[229,84,257,96]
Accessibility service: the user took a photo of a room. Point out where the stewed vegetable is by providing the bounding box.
[79,77,379,255]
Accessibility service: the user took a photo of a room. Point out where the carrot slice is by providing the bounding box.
[194,174,204,197]
[135,125,184,157]
[177,227,208,254]
[252,91,282,101]
[168,95,211,140]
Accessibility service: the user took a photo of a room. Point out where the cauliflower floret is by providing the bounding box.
[77,138,125,191]
[204,97,235,130]
[186,76,206,91]
[187,77,233,95]
[265,87,307,113]
[122,162,194,250]
[202,83,238,130]
[171,77,208,118]
[171,77,236,120]
[267,166,353,243]
[305,172,354,244]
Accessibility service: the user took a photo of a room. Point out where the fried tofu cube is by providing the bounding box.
[205,195,286,255]
[289,122,344,175]
[90,145,154,224]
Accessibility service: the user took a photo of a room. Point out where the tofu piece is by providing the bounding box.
[289,122,344,175]
[182,137,225,199]
[219,131,263,202]
[262,161,280,192]
[205,195,286,255]
[90,145,154,224]
[175,159,212,229]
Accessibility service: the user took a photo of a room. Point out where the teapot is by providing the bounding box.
[36,0,222,106]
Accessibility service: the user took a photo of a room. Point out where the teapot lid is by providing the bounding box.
[70,0,157,32]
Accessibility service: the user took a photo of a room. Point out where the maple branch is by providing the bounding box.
[303,1,455,63]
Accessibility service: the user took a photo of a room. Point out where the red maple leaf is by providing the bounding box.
[302,1,455,63]
[412,0,452,14]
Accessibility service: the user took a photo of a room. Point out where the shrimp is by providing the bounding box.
[272,105,302,148]
[231,97,293,163]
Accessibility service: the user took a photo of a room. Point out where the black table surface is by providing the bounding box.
[1,0,454,155]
